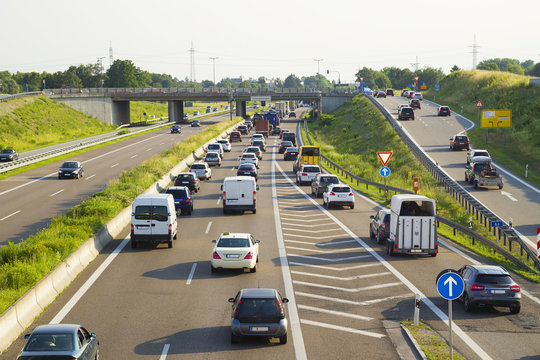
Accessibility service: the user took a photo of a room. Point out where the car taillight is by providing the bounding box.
[186,198,191,204]
[510,284,520,292]
[381,222,386,228]
[213,251,221,259]
[244,252,253,259]
[329,192,335,196]
[241,158,245,160]
[168,224,172,234]
[191,180,196,183]
[454,141,457,144]
[302,173,307,176]
[189,170,192,172]
[222,191,226,201]
[253,191,256,202]
[471,284,485,291]
[131,224,134,233]
[349,192,354,196]
[205,170,208,173]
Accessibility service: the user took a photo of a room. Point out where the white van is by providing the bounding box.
[221,176,259,214]
[131,194,178,249]
[388,194,437,257]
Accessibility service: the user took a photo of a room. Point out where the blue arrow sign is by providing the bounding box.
[491,221,503,227]
[435,84,440,91]
[379,166,390,178]
[437,272,464,300]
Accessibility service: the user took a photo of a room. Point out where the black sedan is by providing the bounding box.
[58,161,84,179]
[0,149,19,161]
[18,324,99,359]
[438,106,451,116]
[283,147,299,160]
[278,141,294,154]
[236,163,258,180]
[191,120,201,127]
[174,172,200,192]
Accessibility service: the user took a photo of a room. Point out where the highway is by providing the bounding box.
[3,111,540,359]
[373,95,540,248]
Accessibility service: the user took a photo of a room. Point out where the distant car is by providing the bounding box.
[211,232,260,273]
[205,143,224,157]
[386,89,394,96]
[409,99,421,109]
[407,91,416,99]
[363,88,373,95]
[283,147,299,161]
[289,111,296,118]
[369,209,391,244]
[239,152,259,168]
[458,264,521,314]
[438,106,451,116]
[398,104,408,112]
[311,174,340,197]
[296,164,321,185]
[413,93,423,101]
[280,129,290,139]
[256,130,269,138]
[18,324,99,360]
[58,161,84,179]
[206,107,212,113]
[165,186,193,215]
[251,133,264,142]
[375,90,386,98]
[237,163,258,180]
[449,134,470,151]
[204,151,222,166]
[183,112,189,121]
[217,139,232,152]
[213,107,218,112]
[193,110,200,116]
[228,288,288,344]
[0,149,19,161]
[398,107,415,120]
[252,140,266,152]
[323,183,355,209]
[466,149,490,165]
[189,162,211,180]
[278,141,294,154]
[244,146,263,160]
[229,131,242,142]
[237,125,249,135]
[174,172,200,192]
[170,124,181,133]
[191,120,201,127]
[401,90,410,97]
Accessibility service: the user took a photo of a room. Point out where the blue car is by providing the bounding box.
[165,186,193,215]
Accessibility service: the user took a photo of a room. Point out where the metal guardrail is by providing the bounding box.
[301,108,540,272]
[0,91,44,102]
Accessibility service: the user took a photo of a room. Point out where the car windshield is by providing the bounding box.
[217,237,250,247]
[476,274,513,285]
[166,189,187,197]
[61,162,78,168]
[25,333,74,351]
[191,164,205,169]
[321,176,339,184]
[1,150,11,154]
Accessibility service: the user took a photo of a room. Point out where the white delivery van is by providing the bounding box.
[387,194,437,257]
[221,176,259,214]
[131,194,178,249]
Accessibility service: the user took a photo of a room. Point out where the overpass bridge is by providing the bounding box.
[45,87,358,125]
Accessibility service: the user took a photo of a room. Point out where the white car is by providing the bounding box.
[239,152,259,168]
[323,184,355,209]
[205,143,224,157]
[189,161,211,180]
[413,93,423,101]
[296,164,321,185]
[211,232,260,272]
[251,134,264,143]
[204,151,222,167]
[217,139,232,152]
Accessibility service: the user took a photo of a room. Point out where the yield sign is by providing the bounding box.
[377,152,393,166]
[476,100,483,108]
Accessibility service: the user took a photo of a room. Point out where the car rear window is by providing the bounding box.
[476,274,513,285]
[238,165,255,170]
[208,144,220,149]
[166,189,187,197]
[206,153,218,158]
[25,333,74,351]
[402,108,413,114]
[475,151,489,157]
[332,186,351,193]
[304,167,320,172]
[286,148,298,152]
[243,153,255,158]
[191,164,205,169]
[134,205,168,221]
[217,238,250,247]
[456,136,468,141]
[177,174,193,179]
[399,201,435,216]
[236,298,281,322]
[321,176,339,183]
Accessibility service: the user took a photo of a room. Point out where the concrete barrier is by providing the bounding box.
[0,121,240,353]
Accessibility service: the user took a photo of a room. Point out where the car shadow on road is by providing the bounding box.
[142,260,249,281]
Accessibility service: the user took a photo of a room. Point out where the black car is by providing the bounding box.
[237,163,258,180]
[238,125,249,135]
[165,186,193,215]
[271,126,281,136]
[458,265,521,314]
[0,149,19,162]
[174,172,200,192]
[369,209,391,244]
[282,132,296,146]
[171,125,181,133]
[386,89,394,96]
[283,147,299,160]
[278,141,293,154]
[450,134,470,151]
[289,111,296,118]
[398,107,415,120]
[438,106,451,116]
[310,174,340,197]
[191,120,201,127]
[375,90,386,98]
[229,131,242,142]
[58,161,84,179]
[252,140,266,152]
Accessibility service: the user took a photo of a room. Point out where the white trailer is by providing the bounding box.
[387,194,438,257]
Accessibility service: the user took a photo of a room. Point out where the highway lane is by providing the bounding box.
[374,95,540,247]
[0,113,233,246]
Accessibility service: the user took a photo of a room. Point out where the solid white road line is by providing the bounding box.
[282,227,341,233]
[50,189,64,197]
[50,236,130,324]
[300,319,385,338]
[285,233,351,239]
[205,221,212,234]
[288,253,371,262]
[281,222,336,228]
[286,246,358,254]
[159,344,170,360]
[110,163,119,168]
[293,280,401,292]
[289,262,382,271]
[85,174,96,180]
[146,148,152,151]
[159,142,165,146]
[296,291,412,306]
[186,263,197,285]
[272,153,307,360]
[216,196,222,205]
[297,304,373,321]
[0,210,21,221]
[130,155,138,159]
[291,270,391,281]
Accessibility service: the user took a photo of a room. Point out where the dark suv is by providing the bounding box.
[459,265,521,314]
[409,99,421,109]
[282,132,296,146]
[438,106,451,116]
[228,288,289,344]
[311,174,339,197]
[165,186,193,215]
[450,134,470,151]
[58,161,84,179]
[174,172,200,192]
[229,131,242,142]
[237,125,249,135]
[369,209,391,244]
[0,149,19,162]
[398,107,415,120]
[386,89,394,96]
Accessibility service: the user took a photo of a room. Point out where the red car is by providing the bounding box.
[409,99,421,109]
[229,131,242,142]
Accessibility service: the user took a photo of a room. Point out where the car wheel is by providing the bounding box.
[279,333,287,345]
[131,241,136,249]
[463,294,475,312]
[387,242,395,256]
[498,184,503,190]
[250,264,257,273]
[509,304,520,314]
[296,177,299,184]
[376,231,382,244]
[465,174,468,182]
[252,209,256,214]
[95,348,100,360]
[168,241,173,248]
[370,228,375,239]
[350,204,354,209]
[474,180,478,189]
[256,256,259,263]
[231,333,241,344]
[211,265,217,273]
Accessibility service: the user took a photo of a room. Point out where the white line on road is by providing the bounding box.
[287,253,371,262]
[205,222,212,234]
[159,344,170,360]
[85,174,96,180]
[286,246,358,254]
[289,261,382,271]
[293,280,401,292]
[216,196,222,205]
[285,233,350,239]
[301,319,385,338]
[50,189,64,197]
[282,227,342,233]
[110,163,118,168]
[186,263,197,285]
[296,291,412,306]
[297,304,373,321]
[281,222,336,228]
[146,148,153,151]
[291,270,391,281]
[130,154,138,159]
[501,191,518,202]
[0,210,21,221]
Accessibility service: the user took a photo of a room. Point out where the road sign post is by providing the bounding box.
[437,271,464,360]
[377,153,393,199]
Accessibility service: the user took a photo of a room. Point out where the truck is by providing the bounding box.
[274,101,289,117]
[293,146,320,173]
[263,111,280,127]
[387,194,438,257]
[464,156,503,189]
[255,119,270,137]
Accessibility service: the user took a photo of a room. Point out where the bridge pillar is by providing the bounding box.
[168,100,183,123]
[235,101,242,117]
[112,101,131,125]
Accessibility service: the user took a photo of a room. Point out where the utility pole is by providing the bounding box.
[189,41,196,83]
[469,34,480,69]
[109,41,114,67]
[97,57,105,88]
[209,57,219,86]
[314,59,323,89]
[410,56,419,72]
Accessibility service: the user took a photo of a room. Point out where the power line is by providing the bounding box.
[109,41,114,67]
[410,56,419,72]
[469,34,480,69]
[189,41,196,82]
[209,57,219,85]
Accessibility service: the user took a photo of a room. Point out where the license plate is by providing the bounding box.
[136,225,149,229]
[338,195,346,198]
[226,254,240,258]
[410,249,422,253]
[490,290,505,294]
[250,326,268,332]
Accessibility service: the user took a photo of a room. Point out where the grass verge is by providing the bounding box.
[401,319,464,360]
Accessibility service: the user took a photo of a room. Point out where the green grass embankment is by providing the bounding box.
[303,96,540,282]
[423,70,540,187]
[0,116,244,314]
[0,96,116,152]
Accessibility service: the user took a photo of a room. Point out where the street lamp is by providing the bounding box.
[326,69,341,87]
[209,57,219,86]
[97,57,105,88]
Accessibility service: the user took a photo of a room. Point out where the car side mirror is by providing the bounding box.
[24,334,31,339]
[256,240,260,243]
[212,240,216,243]
[256,185,260,191]
[228,298,235,303]
[220,185,223,190]
[91,333,96,337]
[282,298,289,303]
[370,215,374,219]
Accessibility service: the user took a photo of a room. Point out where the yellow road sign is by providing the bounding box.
[481,110,511,128]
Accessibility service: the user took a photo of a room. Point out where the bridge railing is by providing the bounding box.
[0,91,44,102]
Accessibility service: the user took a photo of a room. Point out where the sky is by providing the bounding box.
[1,0,539,84]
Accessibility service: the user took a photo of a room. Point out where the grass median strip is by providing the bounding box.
[401,319,465,360]
[0,116,244,314]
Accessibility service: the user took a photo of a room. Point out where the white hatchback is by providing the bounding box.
[296,164,321,185]
[217,138,232,152]
[323,184,355,209]
[239,152,259,168]
[211,232,260,272]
